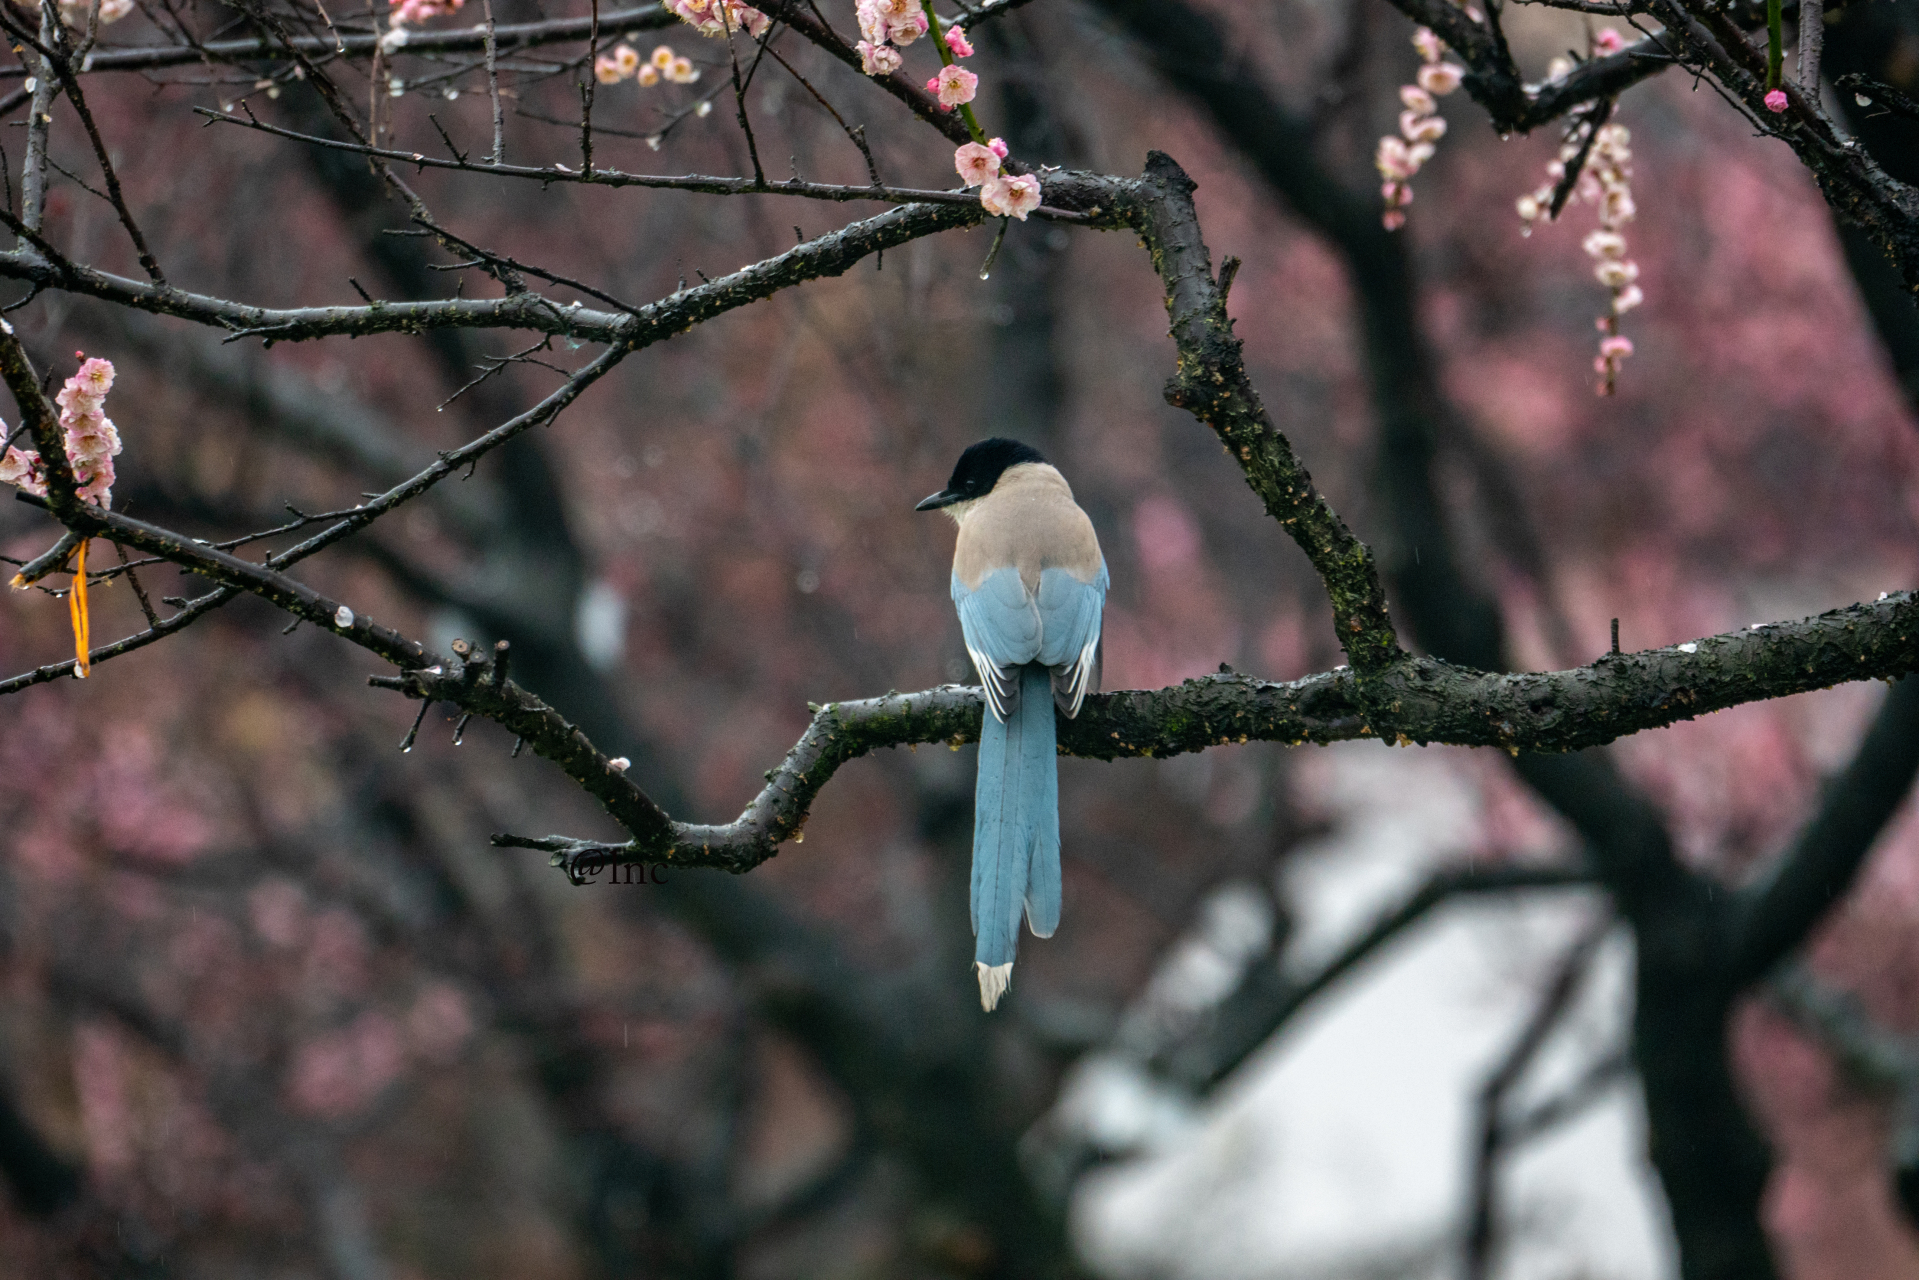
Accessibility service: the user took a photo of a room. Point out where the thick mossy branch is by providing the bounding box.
[465,593,1919,876]
[1120,152,1401,673]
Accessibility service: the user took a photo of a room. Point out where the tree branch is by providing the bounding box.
[1120,151,1401,673]
[451,589,1919,873]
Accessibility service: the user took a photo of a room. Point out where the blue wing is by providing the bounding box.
[953,567,1041,720]
[1036,563,1108,717]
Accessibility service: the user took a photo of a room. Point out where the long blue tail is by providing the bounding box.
[971,663,1061,1010]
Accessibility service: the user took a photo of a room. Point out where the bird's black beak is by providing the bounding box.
[915,490,961,512]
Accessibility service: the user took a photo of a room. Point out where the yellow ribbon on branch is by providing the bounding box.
[68,537,90,678]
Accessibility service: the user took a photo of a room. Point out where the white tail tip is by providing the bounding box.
[976,961,1013,1011]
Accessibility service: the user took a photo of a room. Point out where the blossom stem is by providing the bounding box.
[918,0,986,144]
[1765,0,1783,90]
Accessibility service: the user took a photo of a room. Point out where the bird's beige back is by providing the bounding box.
[952,463,1103,593]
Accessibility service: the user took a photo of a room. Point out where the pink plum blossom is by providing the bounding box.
[988,136,1008,159]
[388,0,460,26]
[1593,28,1627,55]
[1594,258,1639,288]
[980,173,1041,220]
[1400,84,1436,115]
[1417,62,1463,95]
[945,24,973,57]
[670,0,769,38]
[857,39,902,76]
[1765,88,1788,112]
[1375,136,1415,181]
[1412,26,1445,62]
[955,141,1001,187]
[0,445,42,497]
[858,0,923,45]
[1401,111,1446,144]
[928,63,978,108]
[886,10,926,42]
[1583,229,1628,259]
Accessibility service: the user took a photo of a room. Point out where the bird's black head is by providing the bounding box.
[914,438,1047,511]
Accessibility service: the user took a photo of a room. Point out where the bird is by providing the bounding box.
[916,438,1108,1011]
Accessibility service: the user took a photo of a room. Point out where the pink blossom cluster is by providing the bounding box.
[0,355,121,507]
[387,0,460,28]
[597,42,699,85]
[1583,123,1640,394]
[1518,110,1641,392]
[667,0,770,37]
[854,0,928,76]
[1375,28,1464,231]
[954,138,1039,219]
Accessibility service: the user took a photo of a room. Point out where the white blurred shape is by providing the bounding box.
[575,579,626,672]
[1074,742,1677,1280]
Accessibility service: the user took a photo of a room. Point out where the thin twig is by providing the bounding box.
[724,13,766,187]
[193,108,1095,220]
[110,539,161,627]
[41,48,166,282]
[1548,96,1612,220]
[483,0,503,164]
[755,31,882,185]
[580,0,599,176]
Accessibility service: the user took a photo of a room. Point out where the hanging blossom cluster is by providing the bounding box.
[1516,31,1627,232]
[1583,124,1639,394]
[667,0,771,38]
[0,356,121,507]
[1512,33,1641,394]
[1375,27,1465,231]
[854,0,929,76]
[597,42,700,85]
